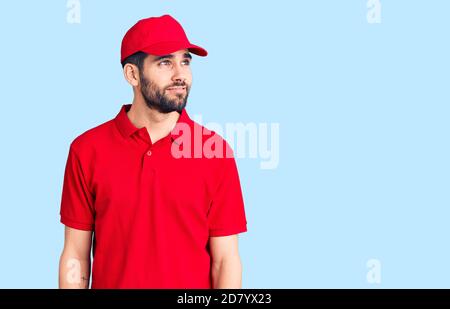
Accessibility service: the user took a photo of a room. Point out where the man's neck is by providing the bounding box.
[126,99,180,144]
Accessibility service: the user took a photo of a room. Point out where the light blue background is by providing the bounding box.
[0,0,449,288]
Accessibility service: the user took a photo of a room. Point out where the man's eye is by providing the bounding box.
[159,60,190,66]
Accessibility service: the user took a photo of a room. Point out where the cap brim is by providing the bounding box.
[141,41,208,57]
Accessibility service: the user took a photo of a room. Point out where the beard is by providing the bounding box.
[140,75,190,114]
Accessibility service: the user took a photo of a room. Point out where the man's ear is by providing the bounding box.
[123,63,140,87]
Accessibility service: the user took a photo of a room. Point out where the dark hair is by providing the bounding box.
[121,51,148,71]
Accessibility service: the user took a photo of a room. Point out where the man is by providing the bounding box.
[58,15,247,289]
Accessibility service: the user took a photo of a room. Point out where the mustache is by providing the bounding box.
[167,82,188,88]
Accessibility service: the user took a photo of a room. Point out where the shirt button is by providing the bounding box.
[146,150,152,156]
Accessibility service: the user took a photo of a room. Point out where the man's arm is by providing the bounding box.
[59,226,93,289]
[209,235,243,289]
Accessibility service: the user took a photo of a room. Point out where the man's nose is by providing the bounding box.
[172,64,188,83]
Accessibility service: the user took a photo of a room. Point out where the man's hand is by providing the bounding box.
[209,234,243,289]
[59,226,93,289]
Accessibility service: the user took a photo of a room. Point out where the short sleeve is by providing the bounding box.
[208,155,248,237]
[59,145,95,231]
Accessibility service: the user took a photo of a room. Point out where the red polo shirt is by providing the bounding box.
[60,104,247,288]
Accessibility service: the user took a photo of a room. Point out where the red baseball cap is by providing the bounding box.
[121,14,208,62]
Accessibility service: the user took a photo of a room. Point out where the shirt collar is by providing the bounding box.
[114,104,193,140]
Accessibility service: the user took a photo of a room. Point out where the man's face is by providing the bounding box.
[139,49,193,113]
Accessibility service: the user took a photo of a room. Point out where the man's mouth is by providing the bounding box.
[167,86,186,93]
